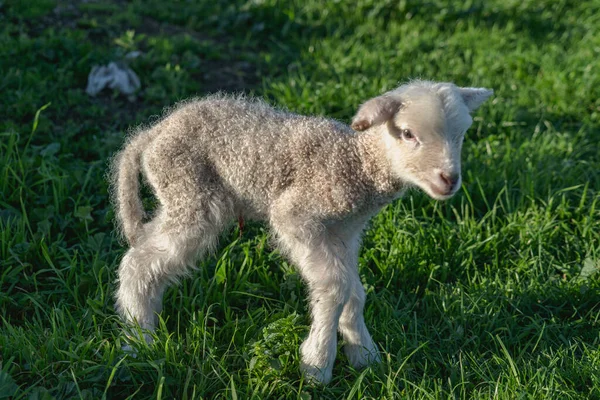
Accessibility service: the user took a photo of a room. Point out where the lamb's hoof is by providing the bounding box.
[121,343,138,358]
[300,362,333,385]
[344,343,381,369]
[120,331,153,358]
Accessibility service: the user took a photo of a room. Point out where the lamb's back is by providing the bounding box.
[149,95,363,217]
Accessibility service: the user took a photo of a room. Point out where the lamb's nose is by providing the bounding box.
[440,172,459,188]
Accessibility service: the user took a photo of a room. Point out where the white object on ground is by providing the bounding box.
[86,62,141,96]
[125,51,143,60]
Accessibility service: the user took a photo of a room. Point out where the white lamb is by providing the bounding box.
[110,80,493,383]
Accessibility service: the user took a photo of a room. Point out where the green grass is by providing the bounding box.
[1,0,599,398]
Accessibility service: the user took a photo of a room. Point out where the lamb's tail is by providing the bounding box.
[110,127,159,246]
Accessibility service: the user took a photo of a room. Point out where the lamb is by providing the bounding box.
[110,80,493,384]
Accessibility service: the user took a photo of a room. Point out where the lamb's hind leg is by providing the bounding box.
[116,164,233,342]
[115,219,217,338]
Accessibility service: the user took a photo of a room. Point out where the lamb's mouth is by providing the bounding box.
[426,182,457,200]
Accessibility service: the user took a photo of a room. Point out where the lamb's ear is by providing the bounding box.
[458,87,494,112]
[351,95,401,131]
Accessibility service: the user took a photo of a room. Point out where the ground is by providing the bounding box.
[0,0,599,398]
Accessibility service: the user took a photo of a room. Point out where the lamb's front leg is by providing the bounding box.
[299,264,349,384]
[329,223,381,369]
[274,229,351,384]
[338,278,381,368]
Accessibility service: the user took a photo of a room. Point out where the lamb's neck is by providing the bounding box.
[355,128,406,199]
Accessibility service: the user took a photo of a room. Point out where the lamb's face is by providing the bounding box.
[383,87,472,200]
[352,81,493,200]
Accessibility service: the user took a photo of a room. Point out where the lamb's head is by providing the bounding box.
[352,81,493,200]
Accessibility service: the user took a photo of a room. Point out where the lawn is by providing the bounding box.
[1,0,599,398]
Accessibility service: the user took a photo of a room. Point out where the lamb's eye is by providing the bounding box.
[401,129,415,141]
